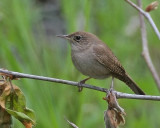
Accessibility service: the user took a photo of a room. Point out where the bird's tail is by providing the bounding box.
[118,74,145,95]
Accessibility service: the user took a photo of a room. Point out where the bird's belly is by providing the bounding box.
[71,51,110,79]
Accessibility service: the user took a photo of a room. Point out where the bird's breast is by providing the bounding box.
[71,47,110,79]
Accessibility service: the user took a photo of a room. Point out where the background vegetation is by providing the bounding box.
[0,0,160,127]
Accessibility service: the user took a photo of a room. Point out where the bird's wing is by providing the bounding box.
[93,43,125,76]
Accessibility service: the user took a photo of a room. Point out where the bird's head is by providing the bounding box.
[57,31,99,49]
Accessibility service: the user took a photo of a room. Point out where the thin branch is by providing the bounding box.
[125,0,160,40]
[0,69,107,92]
[0,69,160,101]
[116,92,160,101]
[136,0,160,90]
[65,117,79,128]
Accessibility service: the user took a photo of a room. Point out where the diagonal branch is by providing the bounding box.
[65,118,79,128]
[124,0,160,90]
[125,0,160,40]
[136,0,160,90]
[0,69,160,101]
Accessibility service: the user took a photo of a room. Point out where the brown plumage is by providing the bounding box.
[57,31,145,95]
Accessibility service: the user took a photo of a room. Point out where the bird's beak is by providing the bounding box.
[56,35,70,40]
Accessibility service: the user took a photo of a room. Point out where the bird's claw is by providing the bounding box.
[78,81,84,92]
[77,77,91,92]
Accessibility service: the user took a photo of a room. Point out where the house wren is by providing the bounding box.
[57,31,145,95]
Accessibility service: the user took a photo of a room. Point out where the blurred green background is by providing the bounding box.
[0,0,160,127]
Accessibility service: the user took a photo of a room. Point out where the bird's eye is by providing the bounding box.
[74,35,81,41]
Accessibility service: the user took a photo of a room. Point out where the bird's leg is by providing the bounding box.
[106,77,114,97]
[110,77,114,91]
[78,77,91,92]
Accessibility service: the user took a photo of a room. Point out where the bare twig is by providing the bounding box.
[136,0,160,90]
[124,0,160,90]
[65,118,79,128]
[125,0,160,40]
[0,69,160,101]
[116,91,160,100]
[0,69,107,92]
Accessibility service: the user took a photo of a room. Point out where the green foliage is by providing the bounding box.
[0,80,35,127]
[0,0,160,127]
[5,88,36,126]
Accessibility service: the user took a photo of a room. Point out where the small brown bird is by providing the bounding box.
[57,31,145,95]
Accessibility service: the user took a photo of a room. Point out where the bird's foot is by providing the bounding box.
[78,77,91,92]
[78,81,84,92]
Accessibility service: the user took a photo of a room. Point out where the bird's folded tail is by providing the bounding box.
[118,74,145,95]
